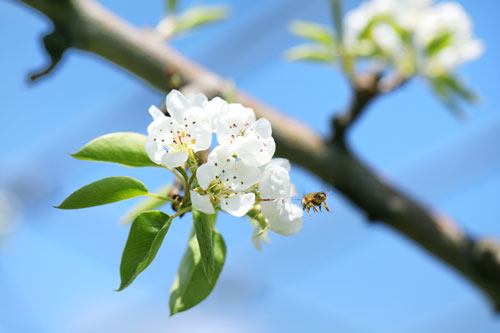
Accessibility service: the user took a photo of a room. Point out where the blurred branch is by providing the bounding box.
[16,0,500,311]
[332,72,409,142]
[29,24,72,82]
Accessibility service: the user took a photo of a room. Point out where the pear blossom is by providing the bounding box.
[344,0,402,57]
[414,2,484,76]
[343,0,434,73]
[166,89,228,131]
[215,103,276,167]
[145,90,212,168]
[259,159,303,236]
[191,146,262,217]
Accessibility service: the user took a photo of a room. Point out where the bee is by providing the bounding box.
[301,192,331,216]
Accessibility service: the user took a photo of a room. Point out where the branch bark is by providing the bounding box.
[17,0,500,310]
[332,72,409,142]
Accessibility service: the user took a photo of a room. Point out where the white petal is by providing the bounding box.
[205,97,228,131]
[259,165,291,199]
[148,105,165,121]
[221,193,255,217]
[269,216,303,236]
[160,151,188,168]
[255,138,275,166]
[190,191,215,214]
[215,120,231,146]
[264,158,291,172]
[268,203,304,236]
[289,183,299,198]
[260,201,281,223]
[226,103,256,124]
[196,162,216,190]
[234,134,275,167]
[166,90,189,123]
[147,116,174,134]
[251,118,272,139]
[192,125,212,152]
[210,145,235,175]
[225,161,261,192]
[216,104,256,145]
[234,136,261,166]
[186,92,208,108]
[145,135,162,164]
[184,106,205,122]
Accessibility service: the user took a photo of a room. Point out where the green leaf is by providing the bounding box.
[438,75,478,103]
[285,43,335,63]
[167,0,177,12]
[290,20,335,45]
[71,132,159,168]
[426,32,453,56]
[120,184,173,225]
[175,6,229,34]
[55,176,148,209]
[192,209,215,282]
[358,15,408,43]
[430,75,478,120]
[118,211,172,291]
[169,229,226,315]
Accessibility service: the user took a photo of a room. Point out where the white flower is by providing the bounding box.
[344,0,431,64]
[259,159,303,236]
[415,2,484,76]
[203,97,228,132]
[191,146,262,217]
[215,103,276,167]
[167,89,228,132]
[145,90,212,168]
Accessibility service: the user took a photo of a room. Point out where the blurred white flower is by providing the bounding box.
[343,0,483,76]
[216,103,276,167]
[415,2,484,76]
[259,159,303,236]
[145,90,212,167]
[345,0,419,57]
[192,146,262,217]
[344,0,432,72]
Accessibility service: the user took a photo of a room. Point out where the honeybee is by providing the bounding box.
[301,192,331,216]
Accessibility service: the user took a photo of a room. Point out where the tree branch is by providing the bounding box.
[16,0,500,311]
[331,71,409,142]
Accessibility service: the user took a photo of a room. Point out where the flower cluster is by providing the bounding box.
[344,0,483,77]
[145,90,303,244]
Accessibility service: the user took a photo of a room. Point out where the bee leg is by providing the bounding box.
[312,205,320,214]
[306,207,312,217]
[318,205,322,212]
[323,202,331,213]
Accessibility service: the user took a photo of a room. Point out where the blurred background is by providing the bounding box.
[1,0,500,332]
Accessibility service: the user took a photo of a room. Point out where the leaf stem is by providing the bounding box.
[182,169,198,205]
[170,205,192,220]
[147,193,176,203]
[175,166,190,194]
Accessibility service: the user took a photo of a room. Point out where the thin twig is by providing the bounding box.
[332,71,410,142]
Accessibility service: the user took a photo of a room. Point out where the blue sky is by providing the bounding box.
[1,0,500,332]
